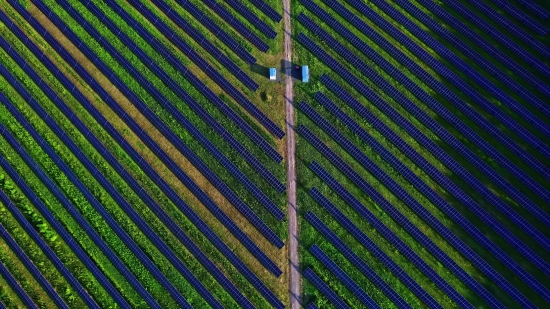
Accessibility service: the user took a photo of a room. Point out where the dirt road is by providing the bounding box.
[283,0,301,308]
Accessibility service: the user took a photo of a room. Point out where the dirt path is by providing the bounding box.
[282,0,300,307]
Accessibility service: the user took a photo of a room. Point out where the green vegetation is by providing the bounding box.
[0,0,289,306]
[294,0,550,308]
[184,0,287,131]
[0,0,548,307]
[187,0,283,55]
[0,215,57,308]
[55,0,286,231]
[0,260,26,309]
[0,169,89,308]
[38,0,284,304]
[0,73,167,307]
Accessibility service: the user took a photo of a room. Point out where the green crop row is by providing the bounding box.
[2,4,282,304]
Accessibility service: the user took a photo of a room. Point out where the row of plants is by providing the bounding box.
[293,0,550,308]
[2,6,279,306]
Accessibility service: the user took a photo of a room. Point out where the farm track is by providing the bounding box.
[283,0,301,308]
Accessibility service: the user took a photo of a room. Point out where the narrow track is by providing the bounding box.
[283,0,301,307]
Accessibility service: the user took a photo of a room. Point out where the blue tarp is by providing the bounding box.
[302,65,309,82]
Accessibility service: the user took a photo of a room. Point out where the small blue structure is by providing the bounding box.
[302,65,309,83]
[269,68,276,80]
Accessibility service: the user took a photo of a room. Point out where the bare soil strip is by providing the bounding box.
[282,0,301,307]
